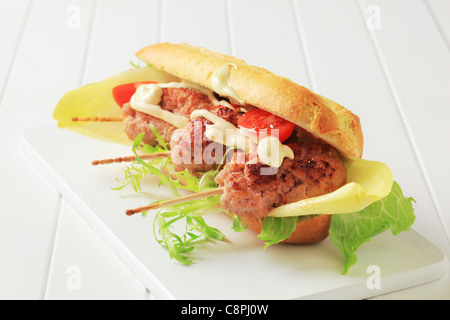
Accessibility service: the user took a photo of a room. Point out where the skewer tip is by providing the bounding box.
[126,209,137,216]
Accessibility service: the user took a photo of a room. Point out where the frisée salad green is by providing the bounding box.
[114,126,415,274]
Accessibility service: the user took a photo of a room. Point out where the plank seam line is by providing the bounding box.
[224,0,235,56]
[423,0,450,52]
[40,0,97,298]
[356,0,450,245]
[0,0,34,110]
[157,0,163,43]
[40,194,63,300]
[290,0,314,90]
[79,0,98,86]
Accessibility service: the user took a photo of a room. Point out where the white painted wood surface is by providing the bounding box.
[1,0,449,299]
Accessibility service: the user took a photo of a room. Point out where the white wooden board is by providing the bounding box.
[44,199,146,300]
[22,125,449,299]
[1,0,449,299]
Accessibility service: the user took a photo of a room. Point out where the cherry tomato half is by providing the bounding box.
[112,81,157,108]
[237,109,295,142]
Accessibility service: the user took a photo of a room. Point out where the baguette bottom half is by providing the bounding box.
[240,214,331,244]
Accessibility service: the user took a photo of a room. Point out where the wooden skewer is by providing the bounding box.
[91,151,171,166]
[72,116,123,122]
[126,187,225,216]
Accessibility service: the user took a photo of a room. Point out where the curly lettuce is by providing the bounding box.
[116,131,245,264]
[116,129,415,273]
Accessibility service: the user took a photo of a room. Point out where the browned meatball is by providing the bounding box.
[214,142,347,220]
[170,105,245,174]
[170,117,224,174]
[122,87,214,145]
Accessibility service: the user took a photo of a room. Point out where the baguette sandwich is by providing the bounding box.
[53,43,415,274]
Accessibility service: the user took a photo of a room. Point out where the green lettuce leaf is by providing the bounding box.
[257,216,298,248]
[329,181,415,274]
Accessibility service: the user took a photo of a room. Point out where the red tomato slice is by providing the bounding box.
[112,81,157,108]
[237,109,295,142]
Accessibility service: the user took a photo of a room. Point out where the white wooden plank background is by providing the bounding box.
[0,0,449,299]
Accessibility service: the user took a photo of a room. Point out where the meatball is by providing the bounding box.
[122,87,214,145]
[214,142,347,220]
[170,105,245,174]
[170,117,224,174]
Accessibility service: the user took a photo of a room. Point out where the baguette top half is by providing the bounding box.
[136,42,363,159]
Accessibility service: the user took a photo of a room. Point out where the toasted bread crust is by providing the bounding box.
[241,215,331,244]
[136,43,364,158]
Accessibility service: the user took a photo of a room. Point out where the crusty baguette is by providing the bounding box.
[136,42,364,159]
[241,214,331,244]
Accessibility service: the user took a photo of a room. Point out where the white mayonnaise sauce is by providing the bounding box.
[190,110,293,167]
[129,83,189,128]
[211,63,245,105]
[129,64,293,167]
[257,136,294,168]
[129,62,249,126]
